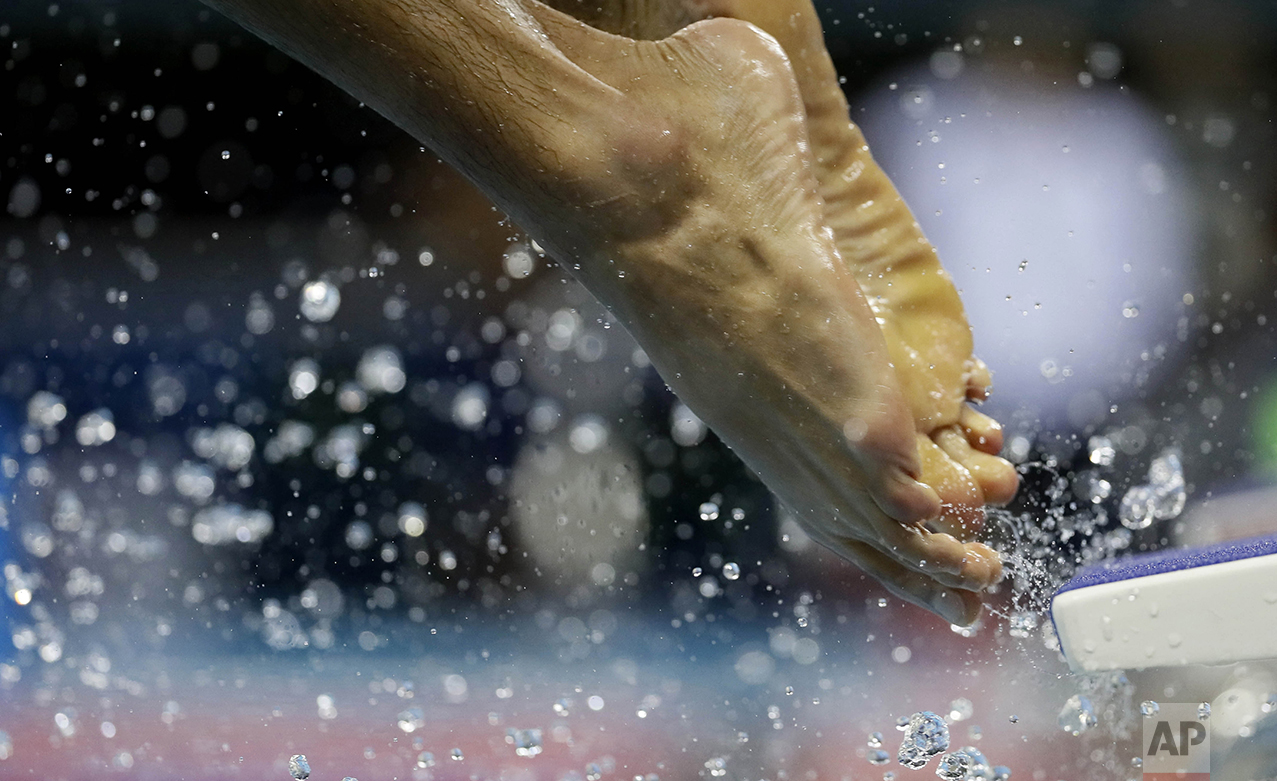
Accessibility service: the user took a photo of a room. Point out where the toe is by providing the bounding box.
[935,425,1020,507]
[916,433,985,538]
[959,405,1004,455]
[868,465,943,526]
[965,357,993,402]
[869,519,1001,592]
[839,537,986,625]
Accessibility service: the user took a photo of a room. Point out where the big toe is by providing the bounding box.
[869,465,943,526]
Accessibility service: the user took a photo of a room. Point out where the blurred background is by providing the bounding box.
[1,1,1276,779]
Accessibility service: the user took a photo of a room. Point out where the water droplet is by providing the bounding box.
[721,562,740,581]
[316,694,337,720]
[416,751,436,768]
[1139,700,1159,717]
[897,711,949,768]
[450,748,464,761]
[1198,702,1211,720]
[1057,695,1097,736]
[868,731,884,748]
[288,358,321,400]
[1119,485,1156,530]
[699,501,719,521]
[288,754,311,780]
[553,697,572,717]
[74,408,116,446]
[867,749,891,765]
[397,707,425,733]
[191,504,273,545]
[507,728,543,757]
[299,279,341,322]
[1147,450,1186,519]
[1087,435,1116,466]
[1008,610,1039,638]
[355,345,406,394]
[27,391,67,429]
[934,750,972,779]
[947,698,974,722]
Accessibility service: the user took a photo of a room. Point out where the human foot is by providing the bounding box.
[694,0,1020,536]
[521,5,999,621]
[538,0,1018,540]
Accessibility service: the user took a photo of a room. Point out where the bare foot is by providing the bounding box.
[689,0,1020,537]
[539,0,1018,541]
[521,4,999,623]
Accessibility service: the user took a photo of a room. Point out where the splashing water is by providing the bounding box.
[985,442,1187,639]
[934,749,972,780]
[355,346,406,394]
[397,707,425,733]
[191,504,273,545]
[300,279,341,322]
[958,746,991,778]
[947,698,974,722]
[1119,449,1185,529]
[897,711,949,769]
[1058,695,1097,736]
[507,728,544,758]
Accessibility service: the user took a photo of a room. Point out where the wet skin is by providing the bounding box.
[202,0,1012,624]
[542,0,1020,567]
